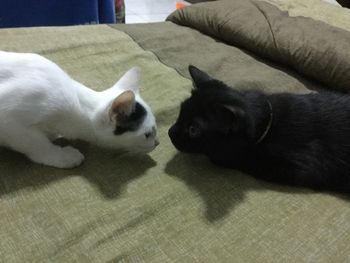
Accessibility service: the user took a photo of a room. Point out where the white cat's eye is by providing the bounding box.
[188,125,200,138]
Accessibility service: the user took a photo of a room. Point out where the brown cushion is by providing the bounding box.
[168,0,350,92]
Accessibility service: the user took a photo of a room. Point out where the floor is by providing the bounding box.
[125,0,190,24]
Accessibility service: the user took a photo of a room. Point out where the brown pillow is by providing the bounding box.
[168,0,350,92]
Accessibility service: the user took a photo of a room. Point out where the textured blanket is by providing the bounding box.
[1,0,350,262]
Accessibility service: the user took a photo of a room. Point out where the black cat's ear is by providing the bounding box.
[223,105,245,119]
[221,104,255,138]
[188,65,212,89]
[219,105,246,133]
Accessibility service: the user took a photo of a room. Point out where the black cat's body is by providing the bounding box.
[211,90,350,192]
[168,66,350,193]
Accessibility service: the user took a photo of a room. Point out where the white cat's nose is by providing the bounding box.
[155,138,160,147]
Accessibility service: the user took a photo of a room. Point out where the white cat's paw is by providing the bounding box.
[55,146,85,168]
[30,146,85,168]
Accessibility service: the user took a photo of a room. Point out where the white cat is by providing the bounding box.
[0,51,159,168]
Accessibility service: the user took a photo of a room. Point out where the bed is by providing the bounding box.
[1,0,350,261]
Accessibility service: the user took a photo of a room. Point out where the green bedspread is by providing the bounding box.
[1,0,350,262]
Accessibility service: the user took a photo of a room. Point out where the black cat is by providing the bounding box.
[168,65,350,193]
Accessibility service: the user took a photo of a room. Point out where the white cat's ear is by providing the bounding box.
[108,90,135,122]
[112,66,141,94]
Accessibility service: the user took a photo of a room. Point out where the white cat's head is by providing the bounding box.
[93,67,159,153]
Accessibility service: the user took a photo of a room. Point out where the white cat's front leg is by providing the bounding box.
[30,145,85,169]
[3,127,84,168]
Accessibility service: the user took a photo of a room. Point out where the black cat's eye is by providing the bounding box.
[188,125,201,138]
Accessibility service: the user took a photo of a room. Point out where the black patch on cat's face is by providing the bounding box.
[114,102,147,135]
[168,66,254,154]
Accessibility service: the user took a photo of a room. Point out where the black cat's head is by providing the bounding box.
[168,66,255,155]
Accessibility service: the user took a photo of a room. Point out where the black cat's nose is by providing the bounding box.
[168,126,176,138]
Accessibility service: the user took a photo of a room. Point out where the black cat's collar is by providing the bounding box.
[256,100,273,144]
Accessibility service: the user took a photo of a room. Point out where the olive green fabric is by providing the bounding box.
[115,22,319,94]
[167,0,350,92]
[1,8,350,263]
[265,0,350,31]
